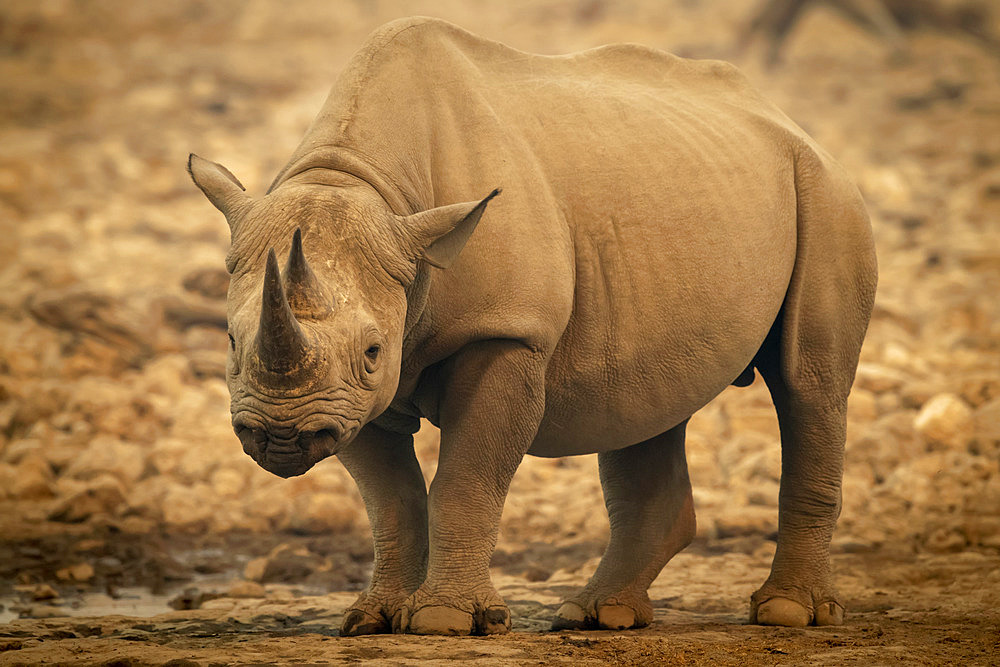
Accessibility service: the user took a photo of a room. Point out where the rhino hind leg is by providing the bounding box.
[553,421,696,631]
[749,157,877,627]
[750,340,853,627]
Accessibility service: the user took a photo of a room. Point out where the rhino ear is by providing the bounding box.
[399,189,500,269]
[187,154,250,219]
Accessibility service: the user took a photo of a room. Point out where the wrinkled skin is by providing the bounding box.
[217,180,412,478]
[189,18,877,636]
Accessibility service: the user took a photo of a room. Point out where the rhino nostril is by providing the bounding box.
[317,424,343,444]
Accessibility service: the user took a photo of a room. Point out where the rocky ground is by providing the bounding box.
[0,0,998,664]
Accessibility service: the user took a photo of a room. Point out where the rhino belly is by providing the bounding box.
[527,209,795,457]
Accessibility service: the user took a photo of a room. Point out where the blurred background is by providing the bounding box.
[0,0,998,623]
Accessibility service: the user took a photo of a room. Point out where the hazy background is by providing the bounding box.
[1,0,998,624]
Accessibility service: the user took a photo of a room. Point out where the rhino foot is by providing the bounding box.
[341,607,390,636]
[749,588,845,627]
[552,591,652,631]
[393,586,510,635]
[340,591,405,636]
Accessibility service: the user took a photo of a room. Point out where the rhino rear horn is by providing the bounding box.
[256,248,310,374]
[283,228,332,319]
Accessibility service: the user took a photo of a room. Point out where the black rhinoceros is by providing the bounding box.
[188,17,877,636]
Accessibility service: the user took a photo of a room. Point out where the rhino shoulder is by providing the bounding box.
[361,16,502,62]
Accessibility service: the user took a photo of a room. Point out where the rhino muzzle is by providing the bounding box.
[235,420,343,478]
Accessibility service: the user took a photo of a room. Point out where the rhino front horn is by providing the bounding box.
[256,247,310,375]
[283,228,332,319]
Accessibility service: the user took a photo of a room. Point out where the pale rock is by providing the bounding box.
[839,523,887,549]
[265,587,296,602]
[685,442,716,483]
[900,379,942,411]
[247,483,295,526]
[285,474,323,496]
[31,583,59,600]
[10,453,54,499]
[858,411,922,471]
[847,388,878,422]
[49,475,126,522]
[831,533,876,553]
[746,480,780,507]
[282,492,358,534]
[729,449,780,484]
[134,353,192,399]
[727,408,779,439]
[54,476,88,499]
[2,438,42,465]
[149,437,188,477]
[882,455,941,509]
[973,397,1000,451]
[855,362,911,394]
[915,393,973,450]
[414,422,441,456]
[177,444,227,484]
[307,464,360,497]
[73,538,105,553]
[0,462,16,498]
[118,516,156,534]
[198,597,237,612]
[210,506,271,533]
[201,376,231,402]
[875,391,901,416]
[210,467,246,498]
[713,506,777,539]
[717,432,772,481]
[242,543,329,584]
[981,528,1000,550]
[161,483,215,530]
[56,563,95,582]
[964,517,1000,548]
[925,527,967,552]
[186,348,226,379]
[127,476,172,519]
[64,436,146,485]
[694,515,717,540]
[959,374,1000,408]
[227,580,266,598]
[861,166,911,212]
[692,487,730,511]
[243,557,269,582]
[22,605,70,619]
[881,341,921,372]
[41,442,83,471]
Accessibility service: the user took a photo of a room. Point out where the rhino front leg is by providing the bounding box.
[336,424,428,636]
[554,421,696,631]
[396,341,546,635]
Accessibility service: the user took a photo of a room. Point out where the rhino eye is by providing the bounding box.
[228,333,236,350]
[363,344,380,374]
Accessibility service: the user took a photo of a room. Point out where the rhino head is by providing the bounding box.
[187,154,497,478]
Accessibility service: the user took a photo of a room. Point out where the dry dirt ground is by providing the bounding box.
[1,0,999,665]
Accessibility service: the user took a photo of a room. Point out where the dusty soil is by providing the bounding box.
[1,0,999,664]
[2,548,999,665]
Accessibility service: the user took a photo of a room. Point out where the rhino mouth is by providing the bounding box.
[234,423,343,478]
